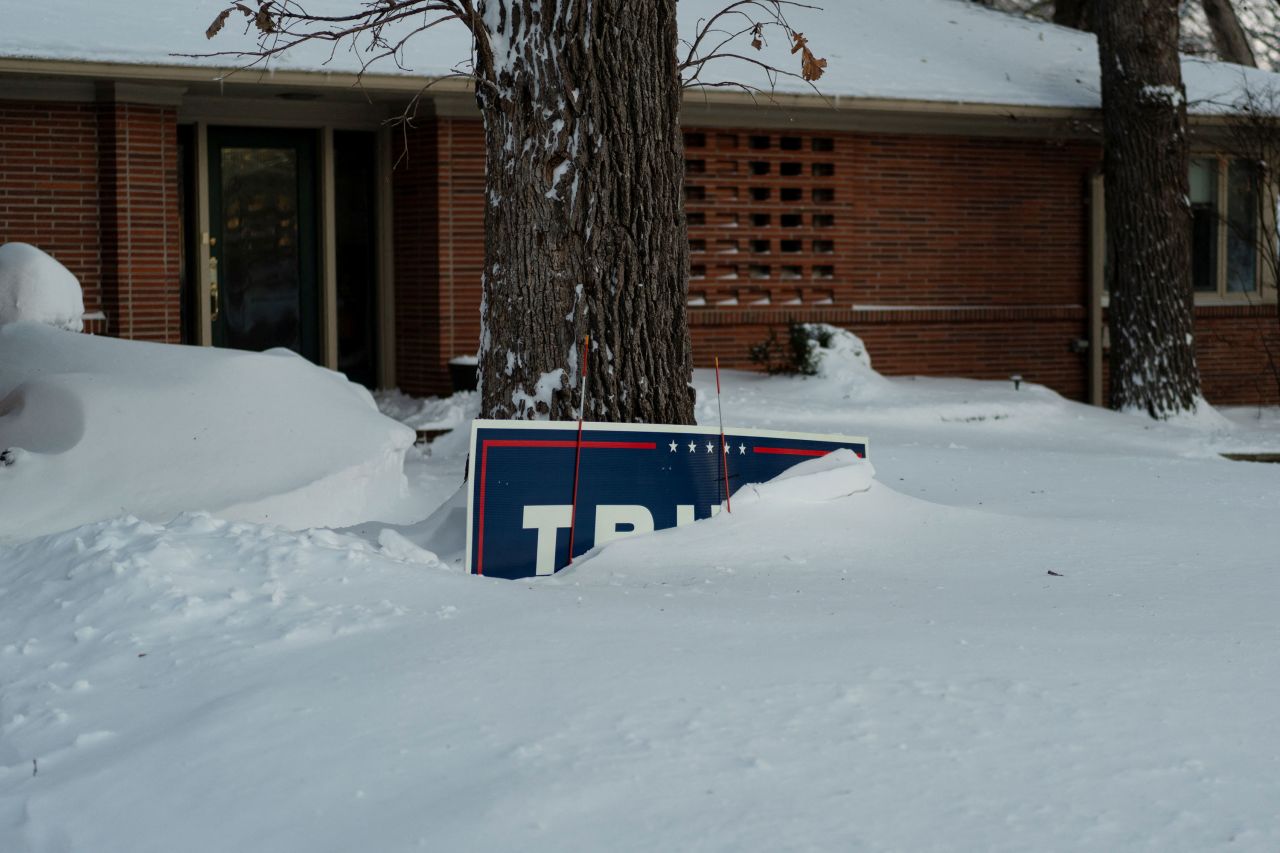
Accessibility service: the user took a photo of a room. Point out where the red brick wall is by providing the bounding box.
[693,306,1088,401]
[391,119,442,395]
[391,117,485,396]
[8,100,1270,406]
[97,102,181,342]
[682,130,1095,309]
[437,119,485,379]
[409,122,1101,400]
[0,99,181,341]
[0,101,104,320]
[683,128,1098,399]
[1195,306,1280,405]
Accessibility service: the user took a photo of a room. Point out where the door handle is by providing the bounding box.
[208,256,220,321]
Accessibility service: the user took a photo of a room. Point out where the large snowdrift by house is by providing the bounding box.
[3,370,1279,850]
[0,322,416,542]
[0,243,84,332]
[0,0,1276,113]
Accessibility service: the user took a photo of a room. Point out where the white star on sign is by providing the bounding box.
[688,440,697,453]
[739,443,747,455]
[705,441,714,453]
[669,440,678,452]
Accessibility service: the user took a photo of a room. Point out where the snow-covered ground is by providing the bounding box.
[3,332,1279,851]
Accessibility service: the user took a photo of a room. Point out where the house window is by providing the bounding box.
[1190,156,1260,296]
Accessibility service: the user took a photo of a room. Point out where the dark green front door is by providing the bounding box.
[208,127,319,361]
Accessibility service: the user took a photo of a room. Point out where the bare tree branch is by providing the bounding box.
[1202,0,1257,65]
[195,0,827,105]
[190,0,473,84]
[679,1,826,87]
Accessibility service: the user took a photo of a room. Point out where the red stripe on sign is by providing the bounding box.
[483,439,656,450]
[753,446,865,459]
[477,442,491,574]
[753,447,831,457]
[475,438,655,575]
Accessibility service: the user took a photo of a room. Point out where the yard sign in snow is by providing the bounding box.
[466,420,869,579]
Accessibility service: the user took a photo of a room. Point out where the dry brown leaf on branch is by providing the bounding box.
[751,23,764,51]
[254,2,277,35]
[206,9,231,39]
[206,2,274,40]
[790,32,827,82]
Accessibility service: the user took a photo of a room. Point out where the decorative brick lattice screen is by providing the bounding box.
[683,130,838,308]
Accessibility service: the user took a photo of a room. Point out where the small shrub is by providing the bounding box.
[788,323,834,375]
[749,322,835,375]
[748,328,791,375]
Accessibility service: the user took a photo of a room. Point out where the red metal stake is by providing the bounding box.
[567,335,590,564]
[715,356,732,514]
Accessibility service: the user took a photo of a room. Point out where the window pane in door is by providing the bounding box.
[334,131,379,388]
[1226,160,1258,293]
[1189,158,1218,294]
[220,147,303,352]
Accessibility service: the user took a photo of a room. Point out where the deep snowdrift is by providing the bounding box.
[0,243,84,332]
[0,323,416,541]
[4,349,1280,851]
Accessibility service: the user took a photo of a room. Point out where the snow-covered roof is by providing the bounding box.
[1,0,1277,114]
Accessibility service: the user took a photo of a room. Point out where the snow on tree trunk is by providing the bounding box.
[1097,0,1203,417]
[473,0,695,424]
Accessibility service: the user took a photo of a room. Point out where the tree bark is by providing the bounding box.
[473,0,695,424]
[1097,0,1203,416]
[1201,0,1256,66]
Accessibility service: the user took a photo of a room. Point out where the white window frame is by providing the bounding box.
[1190,153,1278,306]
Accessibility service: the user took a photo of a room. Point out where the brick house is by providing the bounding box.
[1,1,1277,405]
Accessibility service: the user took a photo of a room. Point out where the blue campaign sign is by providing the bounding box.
[466,420,868,579]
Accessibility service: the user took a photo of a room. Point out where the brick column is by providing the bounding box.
[97,98,182,343]
[0,100,103,322]
[391,117,485,396]
[391,118,444,395]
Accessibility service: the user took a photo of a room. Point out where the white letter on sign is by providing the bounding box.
[523,505,572,576]
[594,505,656,546]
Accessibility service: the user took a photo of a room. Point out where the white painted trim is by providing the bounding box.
[0,78,95,102]
[109,82,187,106]
[1216,156,1230,296]
[1088,171,1105,408]
[1262,176,1279,301]
[320,127,339,370]
[1193,293,1279,307]
[195,121,212,348]
[0,56,445,94]
[178,95,388,129]
[376,125,397,390]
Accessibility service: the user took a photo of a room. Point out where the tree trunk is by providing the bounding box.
[473,0,695,424]
[1201,0,1256,66]
[1097,0,1202,416]
[1054,0,1092,30]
